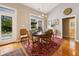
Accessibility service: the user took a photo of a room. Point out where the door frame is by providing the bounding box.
[62,15,77,41]
[0,4,17,45]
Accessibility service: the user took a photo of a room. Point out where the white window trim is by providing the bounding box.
[0,4,17,45]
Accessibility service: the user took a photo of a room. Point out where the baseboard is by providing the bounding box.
[54,35,62,39]
[0,40,18,46]
[63,37,70,38]
[75,40,79,42]
[0,39,28,46]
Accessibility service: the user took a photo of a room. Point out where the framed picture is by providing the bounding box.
[51,19,59,27]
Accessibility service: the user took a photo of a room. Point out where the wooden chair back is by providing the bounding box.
[20,29,28,35]
[20,28,29,42]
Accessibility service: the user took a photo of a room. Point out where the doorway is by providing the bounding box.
[62,16,76,55]
[62,16,76,39]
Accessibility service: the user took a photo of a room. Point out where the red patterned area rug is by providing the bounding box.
[21,37,63,56]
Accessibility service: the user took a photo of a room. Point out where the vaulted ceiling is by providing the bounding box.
[22,3,59,14]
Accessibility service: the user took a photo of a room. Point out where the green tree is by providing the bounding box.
[1,16,12,33]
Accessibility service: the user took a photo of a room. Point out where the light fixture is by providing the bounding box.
[38,7,45,17]
[42,13,45,17]
[38,4,48,18]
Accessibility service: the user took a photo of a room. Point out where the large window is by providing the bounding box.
[31,18,37,33]
[0,5,17,45]
[30,15,44,33]
[1,15,12,39]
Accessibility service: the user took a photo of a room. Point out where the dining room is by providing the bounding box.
[0,3,79,56]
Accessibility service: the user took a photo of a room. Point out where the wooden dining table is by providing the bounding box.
[32,32,46,43]
[32,31,52,44]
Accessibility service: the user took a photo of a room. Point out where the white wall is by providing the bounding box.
[48,3,79,41]
[0,3,44,39]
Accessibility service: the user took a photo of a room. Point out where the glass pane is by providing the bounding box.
[38,21,43,31]
[1,15,12,39]
[31,18,37,33]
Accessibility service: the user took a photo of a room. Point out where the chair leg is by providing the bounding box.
[27,38,30,46]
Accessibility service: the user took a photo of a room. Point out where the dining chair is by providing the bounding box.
[45,29,54,41]
[39,29,54,49]
[28,31,39,47]
[20,28,30,45]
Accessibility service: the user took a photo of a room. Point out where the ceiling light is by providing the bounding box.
[42,13,45,17]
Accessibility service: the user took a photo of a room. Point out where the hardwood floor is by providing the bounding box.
[0,43,20,55]
[57,38,79,56]
[0,38,79,56]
